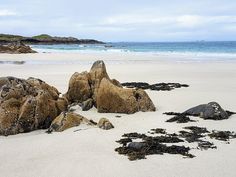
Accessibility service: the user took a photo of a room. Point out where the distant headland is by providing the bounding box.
[0,34,105,45]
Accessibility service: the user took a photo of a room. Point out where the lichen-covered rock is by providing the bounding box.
[96,78,156,114]
[48,112,90,132]
[184,102,229,120]
[0,76,68,136]
[97,118,114,130]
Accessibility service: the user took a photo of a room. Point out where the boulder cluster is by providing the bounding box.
[0,60,155,135]
[65,60,156,114]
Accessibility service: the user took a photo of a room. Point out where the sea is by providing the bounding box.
[31,41,236,62]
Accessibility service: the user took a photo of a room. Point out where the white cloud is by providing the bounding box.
[0,9,17,16]
[102,14,236,29]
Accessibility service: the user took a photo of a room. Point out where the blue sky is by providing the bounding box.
[0,0,236,42]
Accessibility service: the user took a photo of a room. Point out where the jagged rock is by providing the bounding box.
[47,112,91,132]
[80,98,93,111]
[66,71,92,103]
[97,78,156,114]
[0,41,36,54]
[88,60,110,104]
[97,118,114,130]
[65,60,156,114]
[0,76,67,136]
[184,102,229,120]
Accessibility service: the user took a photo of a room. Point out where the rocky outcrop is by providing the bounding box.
[0,77,68,136]
[97,118,114,130]
[0,41,37,54]
[97,78,156,114]
[47,112,91,132]
[0,34,104,45]
[65,60,156,113]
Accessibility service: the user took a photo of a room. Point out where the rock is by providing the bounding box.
[88,60,110,104]
[97,118,114,130]
[80,98,93,111]
[48,112,90,132]
[184,102,229,120]
[56,97,69,112]
[0,76,67,136]
[0,41,37,54]
[97,78,156,114]
[65,60,156,114]
[66,71,92,103]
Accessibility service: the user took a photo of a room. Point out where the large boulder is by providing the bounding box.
[0,77,68,136]
[65,60,110,105]
[66,71,92,103]
[184,102,229,120]
[96,78,156,114]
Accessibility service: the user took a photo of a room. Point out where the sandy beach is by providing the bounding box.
[0,52,236,177]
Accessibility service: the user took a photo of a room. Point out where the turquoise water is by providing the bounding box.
[32,41,236,54]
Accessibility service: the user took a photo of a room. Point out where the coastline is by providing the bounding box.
[0,52,236,177]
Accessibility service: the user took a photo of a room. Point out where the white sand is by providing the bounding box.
[0,52,236,177]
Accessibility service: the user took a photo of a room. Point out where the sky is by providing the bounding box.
[0,0,236,42]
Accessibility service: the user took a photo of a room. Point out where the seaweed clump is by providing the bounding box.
[115,129,194,161]
[115,126,236,161]
[121,82,189,91]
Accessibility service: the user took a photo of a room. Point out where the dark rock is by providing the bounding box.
[164,102,235,122]
[80,98,94,111]
[184,102,229,120]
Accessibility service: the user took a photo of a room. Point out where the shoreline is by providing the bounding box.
[1,51,236,64]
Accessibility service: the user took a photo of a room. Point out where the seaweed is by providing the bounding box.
[208,130,236,141]
[115,126,236,161]
[121,82,189,91]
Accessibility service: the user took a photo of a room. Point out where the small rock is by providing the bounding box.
[97,118,114,130]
